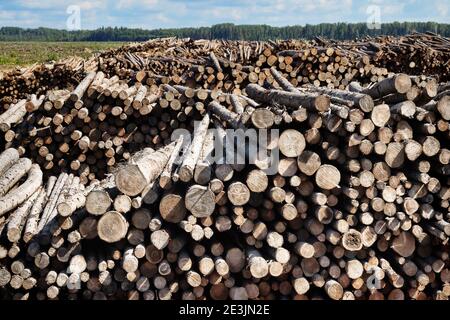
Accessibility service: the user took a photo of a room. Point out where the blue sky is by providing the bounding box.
[0,0,448,30]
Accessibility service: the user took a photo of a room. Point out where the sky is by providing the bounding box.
[0,0,448,30]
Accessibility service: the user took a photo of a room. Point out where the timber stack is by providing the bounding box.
[0,57,98,110]
[0,34,449,301]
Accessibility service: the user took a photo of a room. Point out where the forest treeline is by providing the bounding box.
[0,22,449,41]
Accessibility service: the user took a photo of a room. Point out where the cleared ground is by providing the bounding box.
[0,42,125,71]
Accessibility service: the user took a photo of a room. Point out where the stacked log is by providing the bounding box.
[0,66,449,300]
[97,33,450,91]
[2,33,448,110]
[0,57,97,110]
[0,72,211,183]
[351,32,450,81]
[0,35,449,301]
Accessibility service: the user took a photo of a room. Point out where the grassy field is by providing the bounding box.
[0,42,125,71]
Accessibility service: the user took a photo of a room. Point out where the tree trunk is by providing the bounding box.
[70,72,97,102]
[0,158,32,197]
[23,187,47,243]
[115,143,175,196]
[6,188,40,242]
[178,114,210,183]
[0,164,43,217]
[363,74,412,99]
[246,84,330,112]
[0,148,19,177]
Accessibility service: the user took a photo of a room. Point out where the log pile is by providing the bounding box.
[346,32,450,81]
[0,35,449,301]
[2,33,448,108]
[97,33,450,89]
[0,71,219,182]
[279,32,450,82]
[98,37,386,92]
[0,57,97,110]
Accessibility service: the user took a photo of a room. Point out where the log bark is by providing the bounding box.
[304,85,374,112]
[23,187,47,242]
[37,173,69,233]
[363,74,412,99]
[270,67,299,92]
[70,72,97,102]
[6,188,40,242]
[0,100,27,132]
[115,143,175,196]
[0,158,32,197]
[159,135,184,189]
[178,114,210,182]
[208,101,242,129]
[246,84,330,112]
[194,130,215,185]
[0,148,20,177]
[0,164,42,217]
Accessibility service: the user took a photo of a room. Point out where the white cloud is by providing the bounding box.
[435,0,449,17]
[15,0,106,10]
[116,0,158,10]
[78,1,107,10]
[382,4,405,15]
[0,0,446,29]
[15,0,62,9]
[0,11,16,20]
[0,9,44,27]
[154,13,171,23]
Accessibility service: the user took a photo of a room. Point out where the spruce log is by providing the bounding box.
[363,74,412,99]
[279,129,305,157]
[246,84,330,112]
[304,85,374,112]
[159,194,186,224]
[208,101,242,129]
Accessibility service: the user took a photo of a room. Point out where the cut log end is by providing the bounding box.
[395,74,413,94]
[85,190,111,216]
[115,165,147,196]
[97,211,129,243]
[315,165,341,190]
[160,194,186,223]
[185,185,215,218]
[342,230,363,251]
